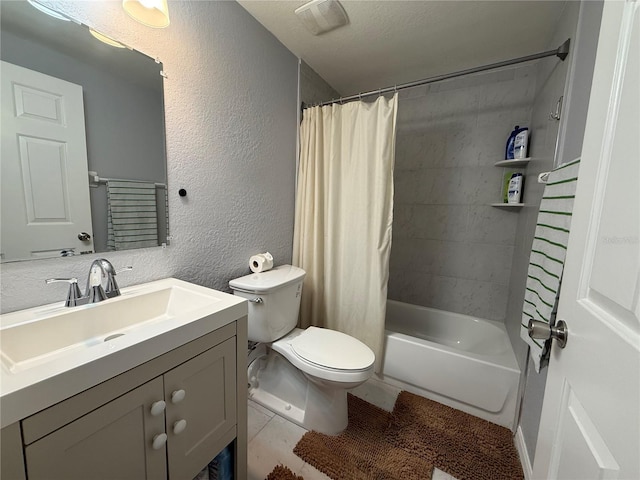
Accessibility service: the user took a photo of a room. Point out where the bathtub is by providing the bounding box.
[380,300,520,430]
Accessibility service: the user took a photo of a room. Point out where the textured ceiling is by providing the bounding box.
[237,0,568,96]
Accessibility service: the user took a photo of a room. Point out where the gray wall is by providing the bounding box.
[389,65,536,321]
[507,0,603,463]
[0,0,298,313]
[1,27,166,252]
[300,60,341,106]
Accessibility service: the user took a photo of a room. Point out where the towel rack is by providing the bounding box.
[88,171,166,188]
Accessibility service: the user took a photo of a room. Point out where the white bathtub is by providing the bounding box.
[380,300,520,430]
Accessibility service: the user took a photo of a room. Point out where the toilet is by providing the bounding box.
[229,264,374,435]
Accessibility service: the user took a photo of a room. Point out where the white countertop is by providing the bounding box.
[0,278,247,429]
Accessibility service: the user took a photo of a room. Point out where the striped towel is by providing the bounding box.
[107,180,159,251]
[520,159,580,372]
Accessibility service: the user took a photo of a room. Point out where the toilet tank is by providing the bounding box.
[229,265,306,343]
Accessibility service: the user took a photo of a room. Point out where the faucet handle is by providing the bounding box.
[45,278,82,307]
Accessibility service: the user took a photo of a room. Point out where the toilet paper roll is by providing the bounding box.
[250,252,274,273]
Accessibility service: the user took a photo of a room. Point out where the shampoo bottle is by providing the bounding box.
[505,125,528,160]
[505,126,519,160]
[507,172,524,204]
[513,128,529,159]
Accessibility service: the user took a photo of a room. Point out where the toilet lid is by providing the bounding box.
[290,327,375,370]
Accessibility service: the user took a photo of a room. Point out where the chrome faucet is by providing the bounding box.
[46,259,132,307]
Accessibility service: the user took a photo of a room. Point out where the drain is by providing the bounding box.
[104,333,125,342]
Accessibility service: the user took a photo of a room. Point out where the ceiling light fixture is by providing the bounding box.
[122,0,170,28]
[27,0,70,21]
[294,0,348,36]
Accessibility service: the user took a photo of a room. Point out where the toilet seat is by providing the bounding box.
[290,327,375,370]
[272,327,375,383]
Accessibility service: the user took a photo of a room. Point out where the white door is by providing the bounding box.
[533,1,639,479]
[1,61,94,261]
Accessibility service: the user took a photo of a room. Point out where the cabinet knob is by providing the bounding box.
[173,419,187,435]
[151,433,167,450]
[171,389,186,404]
[150,400,166,416]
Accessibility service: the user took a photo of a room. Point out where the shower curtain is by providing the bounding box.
[293,94,398,372]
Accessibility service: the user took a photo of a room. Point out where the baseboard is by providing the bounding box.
[515,425,533,480]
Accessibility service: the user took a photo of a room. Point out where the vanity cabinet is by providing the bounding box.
[9,320,246,480]
[26,377,167,480]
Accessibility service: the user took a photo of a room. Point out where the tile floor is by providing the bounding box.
[247,376,459,480]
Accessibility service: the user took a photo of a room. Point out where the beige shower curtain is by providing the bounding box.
[293,94,398,372]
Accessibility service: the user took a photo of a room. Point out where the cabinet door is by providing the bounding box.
[25,377,167,480]
[165,337,237,480]
[1,423,26,480]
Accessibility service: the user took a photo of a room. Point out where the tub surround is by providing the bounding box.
[389,64,536,322]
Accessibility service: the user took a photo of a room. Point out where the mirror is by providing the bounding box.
[0,1,168,263]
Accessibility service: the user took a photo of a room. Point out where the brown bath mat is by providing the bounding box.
[265,464,304,480]
[293,394,434,479]
[294,392,523,480]
[388,391,523,480]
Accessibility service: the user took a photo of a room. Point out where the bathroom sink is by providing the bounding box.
[0,278,247,429]
[1,280,229,372]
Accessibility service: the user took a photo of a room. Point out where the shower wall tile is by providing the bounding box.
[389,64,535,322]
[389,238,513,285]
[392,205,469,241]
[467,206,519,245]
[398,85,428,100]
[459,167,502,204]
[478,77,536,112]
[420,168,464,204]
[387,268,433,306]
[442,117,483,167]
[409,205,470,241]
[395,131,447,169]
[423,276,509,322]
[422,88,481,121]
[388,270,510,322]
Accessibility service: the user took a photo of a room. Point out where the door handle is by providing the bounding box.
[78,232,91,241]
[528,319,568,348]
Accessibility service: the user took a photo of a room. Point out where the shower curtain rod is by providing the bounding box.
[307,39,570,109]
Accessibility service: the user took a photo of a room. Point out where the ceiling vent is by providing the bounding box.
[294,0,348,36]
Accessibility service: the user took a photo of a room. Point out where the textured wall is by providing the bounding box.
[0,1,298,313]
[388,65,536,321]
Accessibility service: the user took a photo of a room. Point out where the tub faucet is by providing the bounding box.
[45,259,132,307]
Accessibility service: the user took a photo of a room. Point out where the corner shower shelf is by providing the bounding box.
[491,202,524,209]
[494,158,531,167]
[492,157,531,208]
